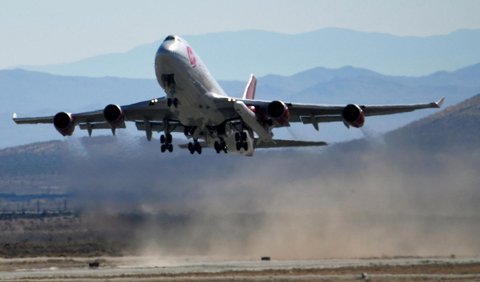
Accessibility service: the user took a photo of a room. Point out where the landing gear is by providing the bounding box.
[214,139,228,154]
[167,98,178,108]
[188,140,202,155]
[183,126,195,137]
[235,131,249,151]
[160,133,173,153]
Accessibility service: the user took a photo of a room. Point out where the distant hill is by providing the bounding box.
[331,93,480,151]
[2,63,480,148]
[15,28,480,80]
[386,94,480,151]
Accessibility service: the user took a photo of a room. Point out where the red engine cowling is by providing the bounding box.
[53,112,75,136]
[267,100,290,124]
[342,104,365,128]
[103,104,124,128]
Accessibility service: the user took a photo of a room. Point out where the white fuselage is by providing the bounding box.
[154,35,254,155]
[155,36,227,127]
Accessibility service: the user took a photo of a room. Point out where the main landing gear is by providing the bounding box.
[187,140,202,154]
[160,133,173,153]
[214,139,227,154]
[235,132,249,151]
[167,98,178,108]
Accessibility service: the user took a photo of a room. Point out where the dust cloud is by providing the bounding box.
[62,135,480,259]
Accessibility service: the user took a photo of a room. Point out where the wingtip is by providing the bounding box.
[12,113,17,120]
[435,97,445,108]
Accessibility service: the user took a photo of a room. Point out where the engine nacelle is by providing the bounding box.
[103,104,124,128]
[267,100,290,124]
[53,112,75,136]
[342,104,365,128]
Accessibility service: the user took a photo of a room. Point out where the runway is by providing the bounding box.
[1,256,480,281]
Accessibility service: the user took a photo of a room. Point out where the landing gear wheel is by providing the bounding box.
[221,141,228,153]
[214,141,221,154]
[235,132,241,142]
[187,140,202,155]
[243,142,248,151]
[167,98,172,107]
[172,98,178,108]
[236,142,241,151]
[160,133,173,153]
[241,132,247,140]
[195,141,202,154]
[166,133,172,144]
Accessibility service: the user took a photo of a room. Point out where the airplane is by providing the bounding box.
[13,35,445,156]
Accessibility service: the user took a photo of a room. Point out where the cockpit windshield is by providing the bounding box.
[164,35,175,41]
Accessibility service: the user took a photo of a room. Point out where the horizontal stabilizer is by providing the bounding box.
[178,142,206,149]
[178,139,327,150]
[255,139,327,149]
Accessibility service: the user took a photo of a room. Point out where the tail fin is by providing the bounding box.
[242,74,257,100]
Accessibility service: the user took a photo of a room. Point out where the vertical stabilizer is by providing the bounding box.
[242,74,257,100]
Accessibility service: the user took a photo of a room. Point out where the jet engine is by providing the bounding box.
[267,100,290,124]
[103,104,124,128]
[342,104,365,128]
[53,112,75,136]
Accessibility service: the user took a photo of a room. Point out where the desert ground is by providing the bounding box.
[1,206,480,281]
[1,256,480,281]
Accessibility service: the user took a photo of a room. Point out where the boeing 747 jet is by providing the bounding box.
[13,35,444,156]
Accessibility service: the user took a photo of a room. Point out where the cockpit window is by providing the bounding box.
[164,35,175,41]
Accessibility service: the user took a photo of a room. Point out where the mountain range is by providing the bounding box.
[15,28,480,81]
[2,62,480,149]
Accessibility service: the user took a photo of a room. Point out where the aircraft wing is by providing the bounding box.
[229,97,445,129]
[13,110,104,124]
[13,97,178,136]
[13,94,444,138]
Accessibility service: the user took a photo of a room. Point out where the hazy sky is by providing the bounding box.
[1,0,480,68]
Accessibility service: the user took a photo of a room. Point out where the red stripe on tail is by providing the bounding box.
[242,74,257,100]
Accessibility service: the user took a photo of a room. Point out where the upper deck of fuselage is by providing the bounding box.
[154,35,226,97]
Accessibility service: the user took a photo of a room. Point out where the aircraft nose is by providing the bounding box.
[160,35,177,51]
[157,41,172,56]
[155,36,180,76]
[164,35,176,41]
[157,35,177,54]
